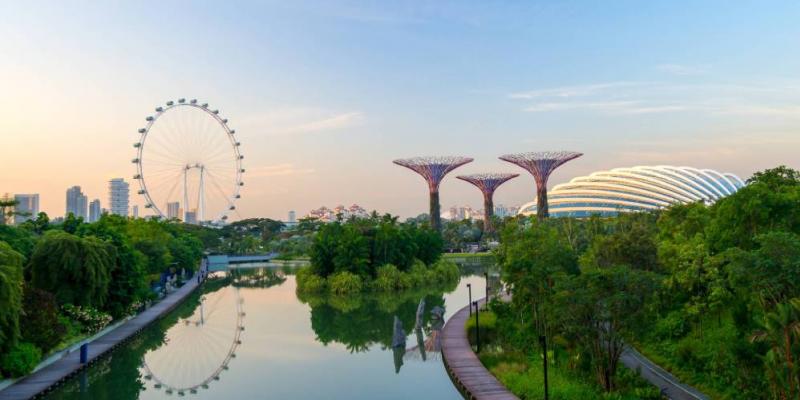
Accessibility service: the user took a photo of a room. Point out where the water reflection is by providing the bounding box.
[43,266,484,400]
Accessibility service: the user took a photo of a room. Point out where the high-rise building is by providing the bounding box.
[88,199,101,222]
[132,205,139,218]
[13,194,39,225]
[185,209,198,225]
[66,186,88,219]
[167,202,180,220]
[109,178,130,217]
[288,210,296,224]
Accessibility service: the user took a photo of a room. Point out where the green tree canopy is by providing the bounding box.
[0,241,24,354]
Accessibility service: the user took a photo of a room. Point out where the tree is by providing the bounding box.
[0,241,24,354]
[551,266,657,391]
[29,231,112,307]
[750,299,800,399]
[19,287,65,353]
[581,212,659,271]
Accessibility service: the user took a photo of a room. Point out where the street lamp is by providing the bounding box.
[467,283,472,316]
[539,335,550,400]
[473,301,480,353]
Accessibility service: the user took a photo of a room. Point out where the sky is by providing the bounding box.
[2,1,800,221]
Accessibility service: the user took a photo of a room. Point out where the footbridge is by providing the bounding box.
[207,253,279,272]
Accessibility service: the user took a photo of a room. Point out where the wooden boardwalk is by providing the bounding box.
[441,298,519,400]
[0,278,201,400]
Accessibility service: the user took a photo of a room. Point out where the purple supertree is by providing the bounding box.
[499,151,582,220]
[456,173,519,233]
[393,156,473,231]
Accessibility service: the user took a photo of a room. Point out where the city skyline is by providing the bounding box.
[2,2,800,221]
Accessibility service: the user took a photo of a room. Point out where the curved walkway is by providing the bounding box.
[0,278,201,400]
[441,298,519,400]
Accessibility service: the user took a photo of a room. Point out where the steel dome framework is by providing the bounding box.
[133,98,244,223]
[518,165,745,218]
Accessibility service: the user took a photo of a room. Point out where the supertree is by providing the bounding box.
[393,156,473,231]
[456,173,519,234]
[499,151,582,220]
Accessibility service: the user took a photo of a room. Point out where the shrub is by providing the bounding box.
[653,311,690,340]
[1,342,41,378]
[61,304,112,335]
[465,310,497,345]
[296,267,326,293]
[328,271,363,295]
[406,260,428,287]
[431,259,460,284]
[373,264,412,291]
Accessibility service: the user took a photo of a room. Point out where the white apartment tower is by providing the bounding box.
[109,178,130,217]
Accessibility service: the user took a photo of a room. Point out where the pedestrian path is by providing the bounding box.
[0,279,200,400]
[441,297,519,400]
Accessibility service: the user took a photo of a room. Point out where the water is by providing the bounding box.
[42,267,487,400]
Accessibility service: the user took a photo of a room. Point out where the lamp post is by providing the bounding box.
[473,301,480,353]
[484,271,490,306]
[467,283,472,316]
[539,335,549,400]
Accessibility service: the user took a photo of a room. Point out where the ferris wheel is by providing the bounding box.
[132,99,244,223]
[143,285,245,395]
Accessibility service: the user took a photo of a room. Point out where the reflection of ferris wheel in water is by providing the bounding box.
[143,286,245,395]
[132,99,244,223]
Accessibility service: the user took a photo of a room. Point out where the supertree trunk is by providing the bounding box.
[430,190,441,232]
[537,184,548,220]
[483,194,495,233]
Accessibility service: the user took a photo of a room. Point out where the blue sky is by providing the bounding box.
[1,1,799,219]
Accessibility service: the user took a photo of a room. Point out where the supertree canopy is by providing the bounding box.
[456,173,519,233]
[499,151,582,220]
[393,156,473,231]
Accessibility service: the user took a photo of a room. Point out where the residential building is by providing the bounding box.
[89,199,101,222]
[109,178,130,216]
[66,186,88,219]
[167,202,181,220]
[13,194,39,225]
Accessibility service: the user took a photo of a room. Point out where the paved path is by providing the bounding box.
[441,297,519,400]
[0,278,201,400]
[621,346,709,400]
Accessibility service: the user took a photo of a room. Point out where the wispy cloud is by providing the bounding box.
[239,108,365,136]
[656,63,711,76]
[510,79,800,118]
[246,163,315,178]
[285,112,364,134]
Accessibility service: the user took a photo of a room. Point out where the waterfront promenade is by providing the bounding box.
[441,298,519,400]
[0,278,201,400]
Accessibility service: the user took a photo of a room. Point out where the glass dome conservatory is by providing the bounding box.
[517,165,745,218]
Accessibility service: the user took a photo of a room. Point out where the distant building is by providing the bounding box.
[167,202,181,220]
[13,194,39,225]
[449,206,458,221]
[108,178,129,217]
[65,186,88,219]
[89,199,101,222]
[288,210,296,224]
[185,209,198,224]
[305,204,369,222]
[132,205,139,218]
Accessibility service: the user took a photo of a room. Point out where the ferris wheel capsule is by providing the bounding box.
[229,129,235,134]
[166,101,174,106]
[156,106,163,112]
[146,116,154,121]
[178,98,185,103]
[190,99,197,104]
[138,128,146,133]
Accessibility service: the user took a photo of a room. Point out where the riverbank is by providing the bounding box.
[0,278,201,400]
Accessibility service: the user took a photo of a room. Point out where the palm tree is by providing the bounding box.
[751,299,800,399]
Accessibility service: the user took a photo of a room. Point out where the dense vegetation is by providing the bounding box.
[485,166,800,399]
[297,214,459,293]
[0,213,207,378]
